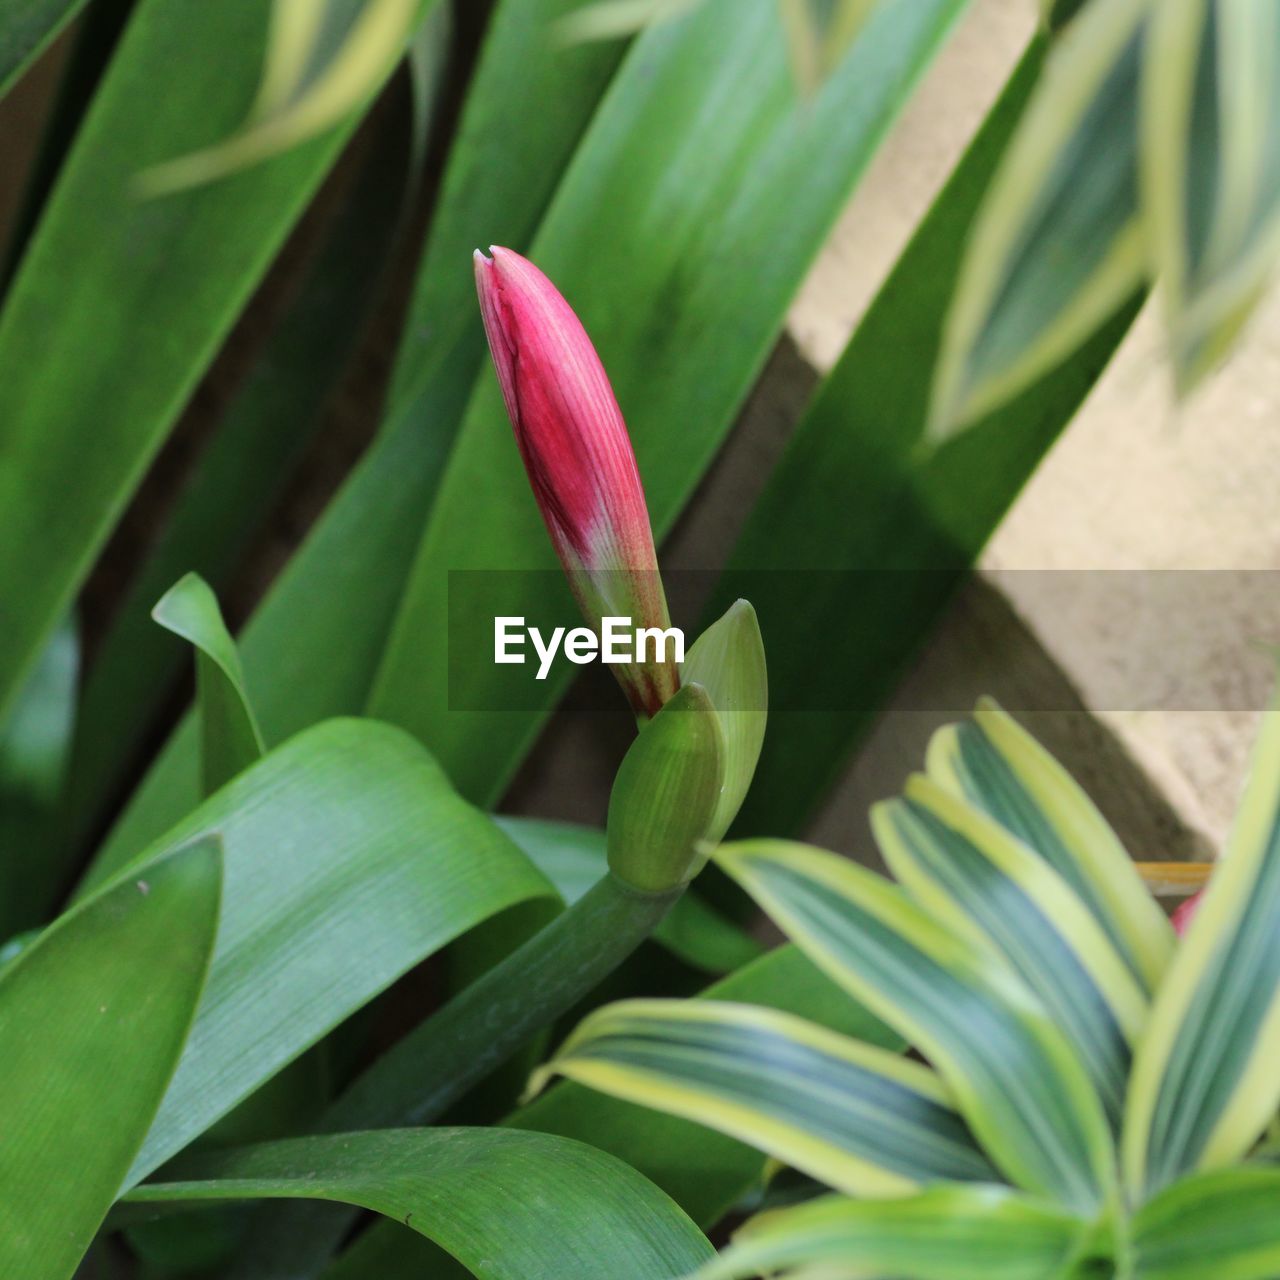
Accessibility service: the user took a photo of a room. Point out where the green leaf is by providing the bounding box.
[1133,1165,1280,1280]
[514,941,901,1227]
[1123,699,1280,1196]
[365,0,971,804]
[607,682,725,892]
[875,774,1148,1125]
[0,0,379,728]
[689,1186,1088,1280]
[0,617,77,936]
[65,80,432,852]
[925,700,1173,992]
[102,719,553,1184]
[85,0,626,887]
[682,598,768,842]
[497,816,764,972]
[539,998,997,1196]
[558,0,701,44]
[717,41,1140,840]
[928,0,1149,438]
[1143,0,1280,391]
[125,1129,714,1279]
[715,839,1115,1211]
[0,838,221,1280]
[0,0,85,98]
[138,0,431,193]
[153,574,265,796]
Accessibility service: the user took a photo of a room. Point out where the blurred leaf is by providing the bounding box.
[367,0,971,803]
[717,42,1140,839]
[689,1186,1087,1280]
[139,0,430,193]
[91,719,554,1185]
[0,0,381,729]
[0,0,85,98]
[125,1129,714,1278]
[0,618,77,936]
[497,816,764,972]
[1123,696,1280,1197]
[777,0,879,92]
[153,574,265,796]
[926,699,1174,992]
[540,999,997,1195]
[716,839,1114,1211]
[876,774,1148,1125]
[682,599,768,842]
[513,942,903,1228]
[1144,0,1280,390]
[65,68,436,852]
[0,838,221,1280]
[607,683,725,892]
[928,0,1149,438]
[86,0,626,887]
[1133,1165,1280,1280]
[559,0,700,43]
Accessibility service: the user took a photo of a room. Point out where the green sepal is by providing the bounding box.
[681,599,767,843]
[607,682,725,892]
[153,572,265,796]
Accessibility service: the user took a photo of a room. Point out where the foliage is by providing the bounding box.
[0,0,1269,1275]
[544,699,1280,1277]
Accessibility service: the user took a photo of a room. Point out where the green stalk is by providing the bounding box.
[229,871,680,1279]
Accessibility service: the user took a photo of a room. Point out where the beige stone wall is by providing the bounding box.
[791,0,1280,858]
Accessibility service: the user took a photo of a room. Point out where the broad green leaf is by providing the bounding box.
[153,574,265,796]
[716,839,1115,1211]
[497,815,764,972]
[65,80,432,853]
[0,0,84,98]
[559,0,701,44]
[139,0,430,193]
[365,0,971,804]
[0,617,77,936]
[1123,701,1280,1196]
[539,998,997,1196]
[514,942,901,1227]
[1144,0,1280,390]
[876,774,1147,1124]
[776,0,879,92]
[689,1186,1088,1280]
[108,719,553,1184]
[717,42,1140,840]
[0,838,221,1280]
[928,0,1149,438]
[86,0,626,886]
[0,0,380,728]
[1133,1165,1280,1280]
[926,700,1173,992]
[125,1129,714,1279]
[607,682,725,892]
[682,599,768,842]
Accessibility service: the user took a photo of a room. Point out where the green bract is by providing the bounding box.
[547,699,1280,1276]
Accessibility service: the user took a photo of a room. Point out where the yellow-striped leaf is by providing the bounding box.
[928,0,1150,437]
[141,0,429,193]
[715,839,1115,1211]
[689,1185,1089,1280]
[926,699,1173,991]
[874,774,1148,1125]
[1123,700,1280,1196]
[1143,0,1280,392]
[539,999,997,1197]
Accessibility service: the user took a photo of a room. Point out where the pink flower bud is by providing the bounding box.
[474,246,679,717]
[1172,890,1202,936]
